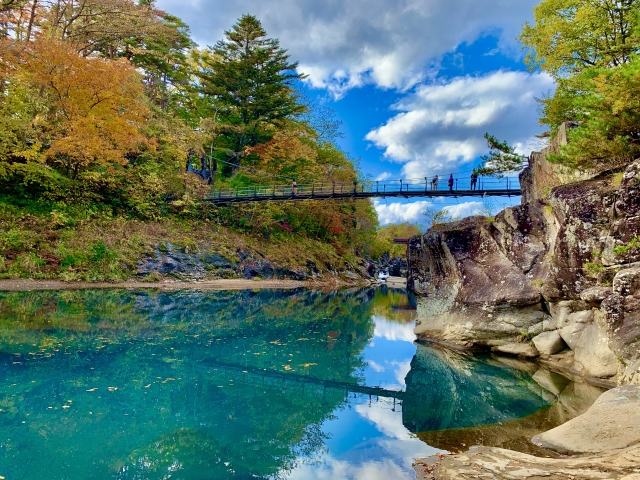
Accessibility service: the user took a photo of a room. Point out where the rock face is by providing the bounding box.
[137,242,315,281]
[408,127,640,385]
[531,385,640,454]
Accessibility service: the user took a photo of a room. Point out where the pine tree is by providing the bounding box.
[199,14,306,170]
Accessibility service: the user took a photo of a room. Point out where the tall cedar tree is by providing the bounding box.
[199,14,306,171]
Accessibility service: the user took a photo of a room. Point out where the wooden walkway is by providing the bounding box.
[204,176,521,205]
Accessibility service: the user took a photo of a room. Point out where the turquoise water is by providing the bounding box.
[0,287,551,479]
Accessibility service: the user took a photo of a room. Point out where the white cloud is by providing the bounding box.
[375,172,394,182]
[368,360,386,373]
[365,70,555,176]
[156,0,539,96]
[443,201,484,219]
[374,200,432,225]
[374,199,500,225]
[288,455,415,480]
[372,315,416,343]
[390,360,412,387]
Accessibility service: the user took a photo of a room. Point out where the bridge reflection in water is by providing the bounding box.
[205,176,521,205]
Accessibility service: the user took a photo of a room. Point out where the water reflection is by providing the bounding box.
[0,287,581,480]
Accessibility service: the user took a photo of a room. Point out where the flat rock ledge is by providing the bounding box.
[414,444,640,479]
[415,386,640,479]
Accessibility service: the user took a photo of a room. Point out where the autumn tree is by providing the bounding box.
[22,38,150,178]
[198,14,307,172]
[519,0,640,169]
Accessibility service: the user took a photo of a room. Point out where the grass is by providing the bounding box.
[0,198,360,281]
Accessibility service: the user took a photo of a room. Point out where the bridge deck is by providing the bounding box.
[204,177,521,205]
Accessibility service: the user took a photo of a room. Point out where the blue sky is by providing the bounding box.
[157,0,554,226]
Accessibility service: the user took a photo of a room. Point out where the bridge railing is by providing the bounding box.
[205,176,520,201]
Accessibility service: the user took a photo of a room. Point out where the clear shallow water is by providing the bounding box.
[0,287,552,480]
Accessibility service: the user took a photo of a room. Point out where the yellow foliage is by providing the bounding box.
[21,39,151,176]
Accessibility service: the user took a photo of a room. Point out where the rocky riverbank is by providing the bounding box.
[407,123,640,386]
[415,385,640,479]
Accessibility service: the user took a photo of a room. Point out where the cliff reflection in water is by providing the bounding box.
[0,287,566,479]
[403,345,551,434]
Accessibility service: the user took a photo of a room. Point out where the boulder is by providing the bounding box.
[580,286,614,304]
[613,267,640,296]
[532,330,566,355]
[531,385,640,454]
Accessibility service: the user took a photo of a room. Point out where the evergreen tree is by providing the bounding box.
[199,14,307,171]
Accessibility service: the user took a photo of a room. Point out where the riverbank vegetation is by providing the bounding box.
[0,6,378,279]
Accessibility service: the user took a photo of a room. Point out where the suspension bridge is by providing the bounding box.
[203,175,521,205]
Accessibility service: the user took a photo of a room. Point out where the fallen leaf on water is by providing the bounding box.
[86,388,98,392]
[62,405,70,409]
[300,363,317,368]
[107,387,118,391]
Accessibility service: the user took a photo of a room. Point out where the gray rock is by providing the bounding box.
[559,310,619,378]
[527,321,544,335]
[533,330,566,355]
[532,385,640,454]
[580,286,613,304]
[491,342,539,358]
[613,267,640,296]
[415,444,640,479]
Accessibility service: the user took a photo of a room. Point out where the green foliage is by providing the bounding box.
[519,0,640,170]
[476,133,528,177]
[520,0,640,77]
[0,9,378,280]
[198,14,307,169]
[370,223,421,260]
[613,236,640,256]
[583,261,605,276]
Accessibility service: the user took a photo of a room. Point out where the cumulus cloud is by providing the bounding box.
[365,70,555,176]
[375,172,393,182]
[374,200,432,225]
[375,199,498,225]
[156,0,538,96]
[372,315,416,343]
[443,201,484,219]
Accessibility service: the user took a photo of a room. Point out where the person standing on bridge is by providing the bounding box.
[470,172,478,190]
[448,174,454,192]
[291,178,297,196]
[431,175,438,190]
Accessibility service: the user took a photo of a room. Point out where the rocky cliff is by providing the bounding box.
[408,125,640,385]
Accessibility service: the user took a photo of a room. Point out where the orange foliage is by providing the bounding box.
[21,38,150,176]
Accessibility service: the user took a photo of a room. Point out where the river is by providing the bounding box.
[0,287,594,479]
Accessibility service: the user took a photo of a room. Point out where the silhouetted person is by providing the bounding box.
[470,172,478,190]
[448,174,454,192]
[291,178,297,196]
[432,175,439,190]
[186,149,194,171]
